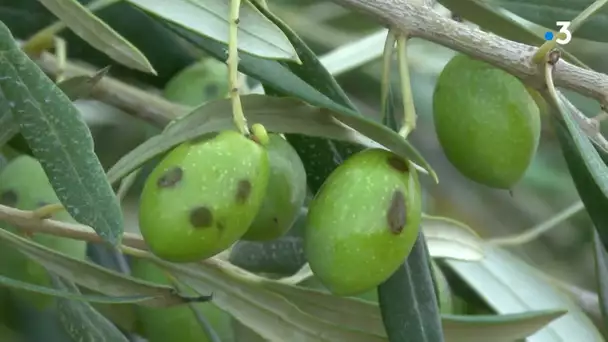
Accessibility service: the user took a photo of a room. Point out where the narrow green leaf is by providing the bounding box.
[553,92,608,200]
[149,252,563,341]
[52,276,130,342]
[158,258,386,342]
[126,0,299,62]
[442,310,565,342]
[378,233,444,342]
[445,244,604,341]
[0,271,150,304]
[438,0,588,68]
[0,100,18,147]
[592,232,608,326]
[0,225,203,308]
[422,214,485,261]
[491,0,608,43]
[0,21,124,245]
[106,95,435,184]
[56,65,110,101]
[551,102,608,253]
[37,0,156,74]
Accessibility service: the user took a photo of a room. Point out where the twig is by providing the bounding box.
[35,50,187,127]
[0,204,147,250]
[328,0,608,107]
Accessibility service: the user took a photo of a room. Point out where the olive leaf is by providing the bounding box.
[490,0,608,43]
[0,225,203,308]
[378,234,444,342]
[37,0,156,74]
[445,244,603,340]
[106,95,435,185]
[147,252,564,342]
[0,21,124,245]
[51,275,130,342]
[126,0,299,62]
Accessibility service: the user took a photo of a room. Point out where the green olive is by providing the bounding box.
[138,131,269,262]
[241,134,307,241]
[164,58,230,107]
[433,54,541,189]
[0,155,87,309]
[304,149,422,296]
[131,258,233,342]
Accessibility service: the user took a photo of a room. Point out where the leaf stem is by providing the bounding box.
[396,34,416,138]
[228,0,250,135]
[569,0,608,34]
[380,30,396,125]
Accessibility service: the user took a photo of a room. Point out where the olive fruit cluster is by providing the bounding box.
[433,54,541,189]
[138,56,422,299]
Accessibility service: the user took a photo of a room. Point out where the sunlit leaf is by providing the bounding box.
[37,0,156,74]
[444,244,603,341]
[0,22,124,245]
[125,0,299,62]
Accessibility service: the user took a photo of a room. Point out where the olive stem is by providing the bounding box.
[31,203,65,219]
[531,34,562,65]
[486,201,585,246]
[54,36,67,83]
[228,0,250,136]
[379,30,397,125]
[396,34,417,139]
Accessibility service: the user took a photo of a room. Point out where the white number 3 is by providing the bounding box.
[556,21,572,45]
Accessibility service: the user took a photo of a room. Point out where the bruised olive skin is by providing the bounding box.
[138,131,269,262]
[304,149,422,296]
[433,54,541,189]
[241,134,307,241]
[0,156,86,309]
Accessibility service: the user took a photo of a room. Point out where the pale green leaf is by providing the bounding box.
[423,214,485,261]
[125,0,300,62]
[444,245,604,341]
[37,0,156,74]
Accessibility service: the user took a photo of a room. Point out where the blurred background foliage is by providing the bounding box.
[0,0,605,339]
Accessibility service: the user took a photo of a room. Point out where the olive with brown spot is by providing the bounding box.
[304,148,422,296]
[138,130,270,262]
[241,134,307,241]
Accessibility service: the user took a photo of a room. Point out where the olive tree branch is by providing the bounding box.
[0,203,147,250]
[327,0,608,107]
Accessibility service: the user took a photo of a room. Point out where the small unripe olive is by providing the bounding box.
[163,58,230,107]
[305,149,422,296]
[138,131,269,262]
[433,54,541,189]
[0,155,87,309]
[130,258,233,342]
[241,134,307,241]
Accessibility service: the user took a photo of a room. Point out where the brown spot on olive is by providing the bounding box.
[235,179,252,203]
[189,206,214,229]
[204,83,219,98]
[157,167,183,188]
[272,217,278,224]
[387,156,409,173]
[0,190,17,207]
[386,190,406,235]
[217,221,225,231]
